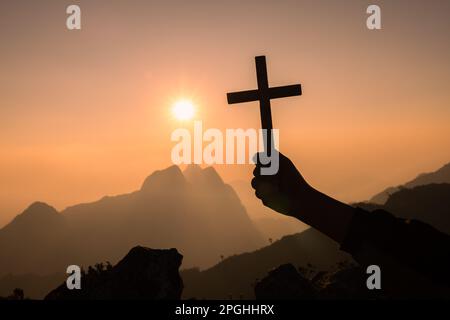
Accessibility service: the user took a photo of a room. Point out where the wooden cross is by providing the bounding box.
[227,56,302,156]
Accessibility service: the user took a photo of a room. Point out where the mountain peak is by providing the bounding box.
[1,202,62,232]
[183,164,203,181]
[21,202,59,217]
[141,165,186,191]
[202,166,224,185]
[183,165,224,187]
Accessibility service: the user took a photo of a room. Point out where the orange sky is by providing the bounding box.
[1,0,450,227]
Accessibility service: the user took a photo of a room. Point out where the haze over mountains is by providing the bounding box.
[182,228,350,299]
[357,183,450,234]
[1,160,450,299]
[369,162,450,204]
[355,162,450,234]
[0,165,267,276]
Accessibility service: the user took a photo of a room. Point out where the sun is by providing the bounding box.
[172,99,195,121]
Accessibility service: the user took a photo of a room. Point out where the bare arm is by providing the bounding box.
[252,152,450,290]
[251,152,354,243]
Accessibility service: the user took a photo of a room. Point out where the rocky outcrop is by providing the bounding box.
[45,246,183,300]
[254,263,375,300]
[255,262,450,299]
[182,229,351,299]
[254,264,315,299]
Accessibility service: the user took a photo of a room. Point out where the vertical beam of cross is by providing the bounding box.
[227,56,302,157]
[255,56,274,156]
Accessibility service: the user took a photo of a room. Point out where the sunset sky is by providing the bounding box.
[1,0,449,227]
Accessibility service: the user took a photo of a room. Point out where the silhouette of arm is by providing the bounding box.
[251,152,355,243]
[252,152,450,287]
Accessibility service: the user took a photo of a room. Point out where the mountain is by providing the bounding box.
[230,180,307,241]
[181,228,351,299]
[370,162,450,204]
[0,202,70,276]
[357,183,450,234]
[0,165,265,276]
[0,228,350,300]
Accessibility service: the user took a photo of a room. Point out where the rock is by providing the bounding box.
[255,262,450,299]
[317,266,370,299]
[45,246,183,300]
[254,264,316,299]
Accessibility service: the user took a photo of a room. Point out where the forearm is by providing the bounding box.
[292,188,355,244]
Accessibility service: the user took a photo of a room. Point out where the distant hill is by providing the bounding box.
[356,183,450,234]
[370,162,450,204]
[0,273,64,300]
[1,228,350,300]
[181,228,351,299]
[0,165,265,276]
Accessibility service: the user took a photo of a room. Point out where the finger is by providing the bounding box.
[255,187,276,199]
[253,166,261,177]
[253,180,278,198]
[253,152,272,167]
[252,174,280,190]
[251,177,258,189]
[252,152,262,165]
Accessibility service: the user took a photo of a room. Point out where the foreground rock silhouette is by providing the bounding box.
[45,246,183,300]
[255,262,450,299]
[254,264,315,299]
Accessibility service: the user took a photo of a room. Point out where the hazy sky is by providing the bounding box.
[1,0,450,227]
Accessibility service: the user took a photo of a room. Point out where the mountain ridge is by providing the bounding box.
[0,165,266,276]
[181,228,351,299]
[370,162,450,204]
[357,183,450,234]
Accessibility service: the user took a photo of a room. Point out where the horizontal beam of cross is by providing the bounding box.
[227,84,302,104]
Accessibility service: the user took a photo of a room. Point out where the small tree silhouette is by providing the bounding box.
[12,288,24,300]
[88,265,95,276]
[220,255,224,261]
[95,262,104,273]
[268,238,273,244]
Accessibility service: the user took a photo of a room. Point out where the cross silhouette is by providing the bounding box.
[227,56,302,155]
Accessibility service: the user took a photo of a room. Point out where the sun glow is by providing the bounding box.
[172,99,195,121]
